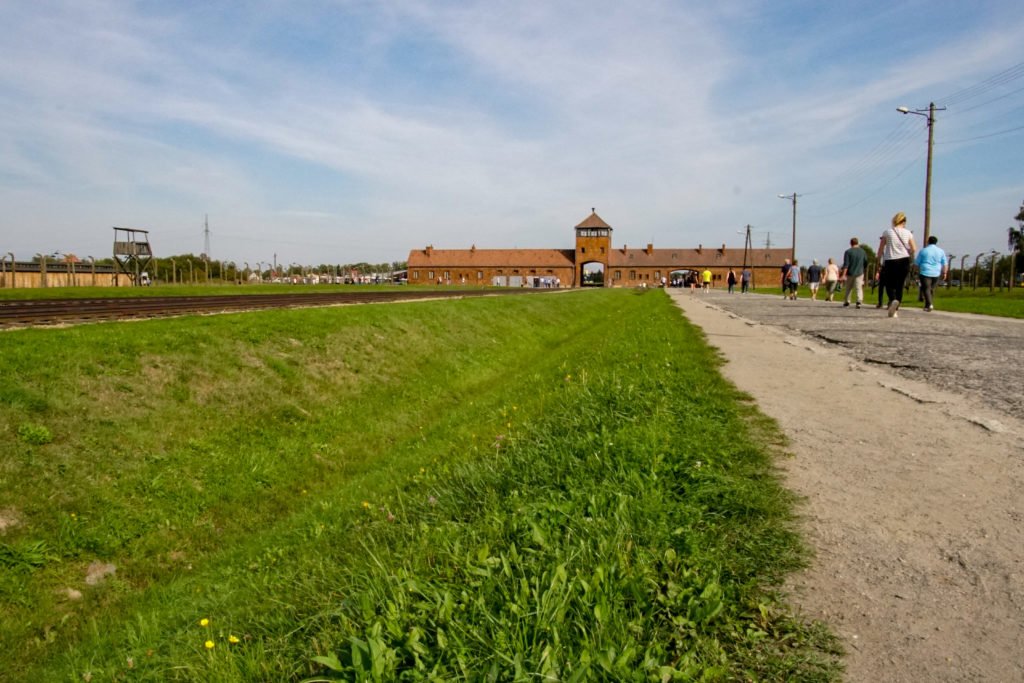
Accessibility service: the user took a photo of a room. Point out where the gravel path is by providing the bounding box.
[668,289,1024,683]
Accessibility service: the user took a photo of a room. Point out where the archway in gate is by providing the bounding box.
[581,261,606,287]
[669,269,698,288]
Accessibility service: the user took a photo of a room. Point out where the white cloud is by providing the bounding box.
[0,0,1022,264]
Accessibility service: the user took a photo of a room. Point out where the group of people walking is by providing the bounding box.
[781,211,949,317]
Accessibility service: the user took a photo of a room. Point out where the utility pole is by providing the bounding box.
[778,193,799,263]
[742,225,752,271]
[923,103,940,245]
[897,102,945,245]
[204,214,211,258]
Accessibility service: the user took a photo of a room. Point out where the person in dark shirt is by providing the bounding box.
[840,238,867,308]
[806,259,823,301]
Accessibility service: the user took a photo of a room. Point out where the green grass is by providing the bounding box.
[0,289,840,681]
[751,284,1024,318]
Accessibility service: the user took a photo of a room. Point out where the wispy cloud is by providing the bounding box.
[1,0,1021,263]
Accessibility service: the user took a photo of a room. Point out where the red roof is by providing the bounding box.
[608,246,788,269]
[575,211,612,230]
[408,248,575,269]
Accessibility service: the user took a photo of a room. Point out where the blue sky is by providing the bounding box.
[2,0,1022,267]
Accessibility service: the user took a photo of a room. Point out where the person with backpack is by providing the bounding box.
[786,259,801,299]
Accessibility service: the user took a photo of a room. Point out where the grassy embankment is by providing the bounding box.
[0,289,840,681]
[750,284,1024,318]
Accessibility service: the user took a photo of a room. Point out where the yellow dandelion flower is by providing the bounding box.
[361,501,370,509]
[204,640,215,649]
[228,635,240,644]
[199,618,209,627]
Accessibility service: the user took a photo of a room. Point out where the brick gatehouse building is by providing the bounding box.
[407,210,790,288]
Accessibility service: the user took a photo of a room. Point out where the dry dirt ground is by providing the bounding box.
[667,289,1024,682]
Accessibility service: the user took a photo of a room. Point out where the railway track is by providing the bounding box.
[0,288,554,328]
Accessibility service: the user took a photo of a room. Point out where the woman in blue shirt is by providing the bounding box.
[914,235,948,312]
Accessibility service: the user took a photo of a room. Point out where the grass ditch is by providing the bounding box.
[0,289,840,681]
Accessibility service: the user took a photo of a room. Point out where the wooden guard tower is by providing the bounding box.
[113,227,153,286]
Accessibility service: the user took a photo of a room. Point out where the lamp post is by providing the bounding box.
[897,103,945,245]
[958,254,968,290]
[990,251,999,292]
[972,253,985,289]
[778,193,798,263]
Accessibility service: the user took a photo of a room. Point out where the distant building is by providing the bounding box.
[407,210,789,288]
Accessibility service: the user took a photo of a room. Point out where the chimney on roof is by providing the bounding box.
[425,245,433,256]
[646,243,653,255]
[720,243,726,253]
[622,243,628,253]
[697,244,703,254]
[470,244,476,253]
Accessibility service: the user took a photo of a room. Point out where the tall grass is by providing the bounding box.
[0,289,839,681]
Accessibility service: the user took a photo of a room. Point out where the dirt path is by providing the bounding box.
[667,290,1024,682]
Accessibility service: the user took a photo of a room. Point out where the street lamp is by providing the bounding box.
[778,193,799,263]
[959,254,968,290]
[897,103,945,245]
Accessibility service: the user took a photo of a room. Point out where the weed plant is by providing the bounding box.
[0,289,839,681]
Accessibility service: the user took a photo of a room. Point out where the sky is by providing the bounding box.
[2,0,1023,268]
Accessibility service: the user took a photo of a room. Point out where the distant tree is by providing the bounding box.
[1009,199,1024,252]
[1009,200,1024,286]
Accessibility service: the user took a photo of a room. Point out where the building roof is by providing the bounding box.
[575,211,612,230]
[608,245,789,269]
[408,247,575,269]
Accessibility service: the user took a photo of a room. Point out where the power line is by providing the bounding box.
[949,83,1024,115]
[804,149,927,220]
[938,60,1024,107]
[805,118,920,199]
[938,123,1024,144]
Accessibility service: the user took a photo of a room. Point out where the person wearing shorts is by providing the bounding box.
[806,259,823,300]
